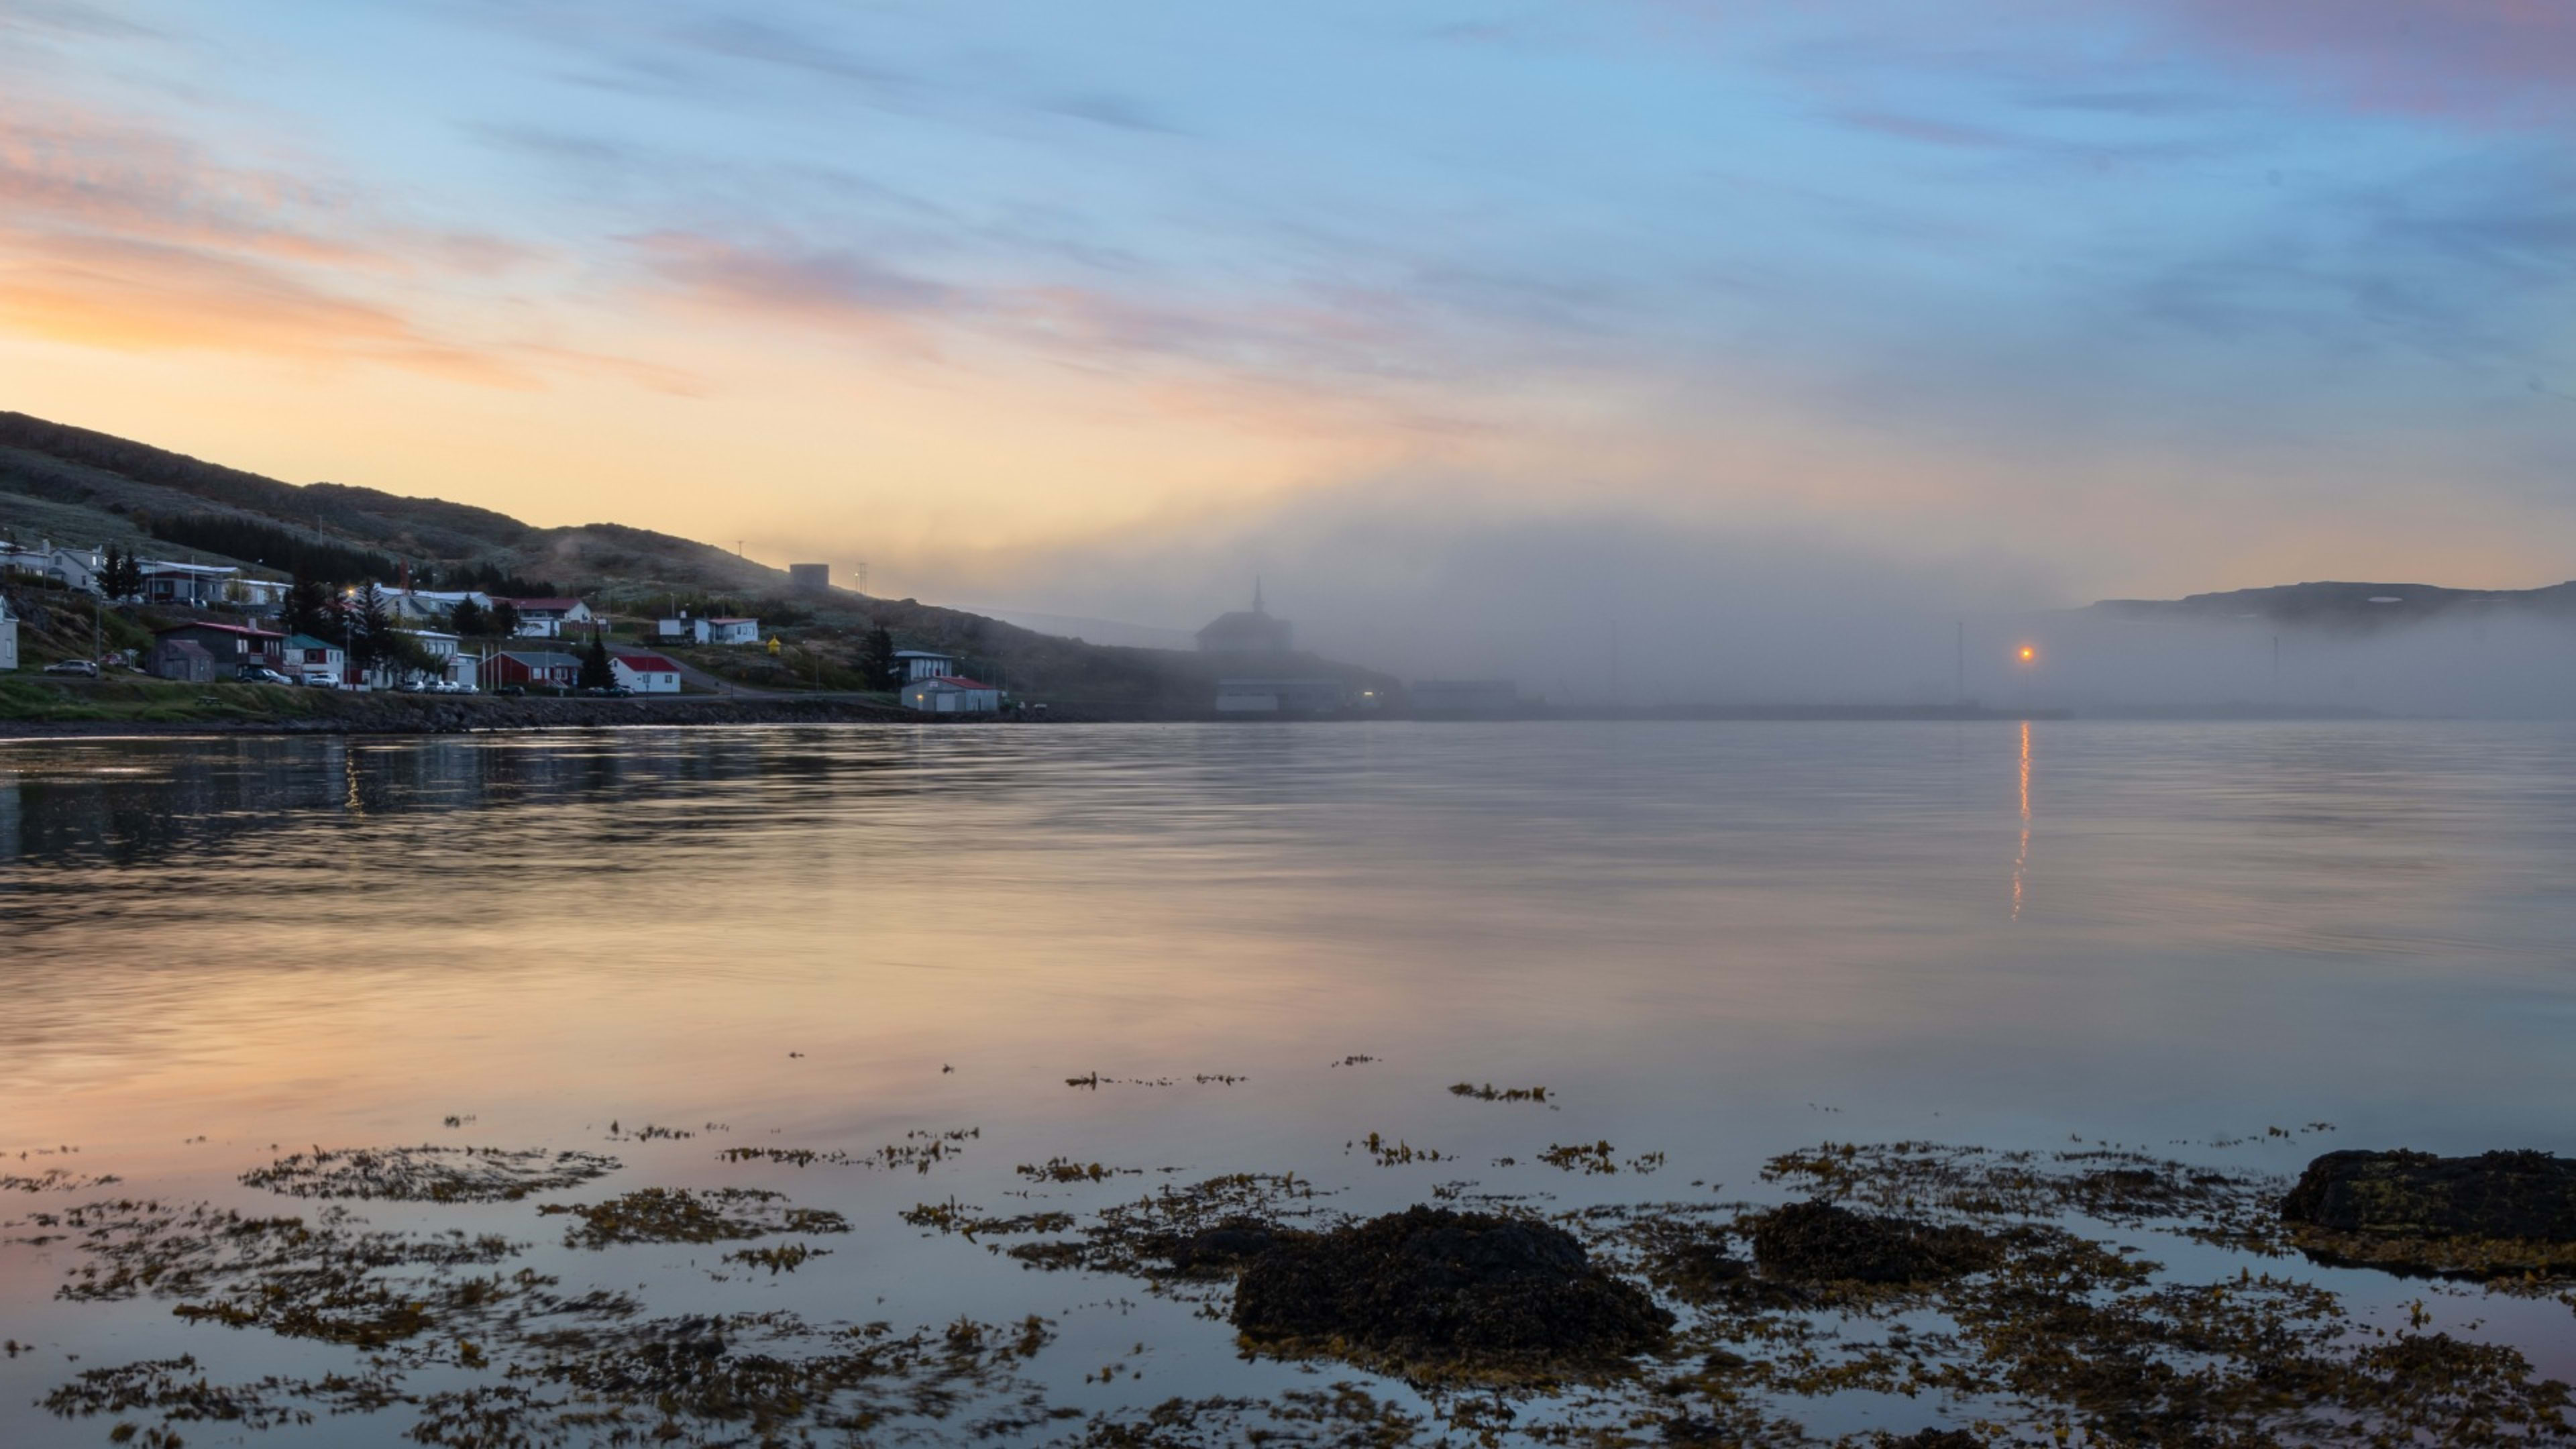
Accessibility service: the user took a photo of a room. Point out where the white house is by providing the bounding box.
[892,649,959,682]
[0,595,16,672]
[610,650,684,694]
[694,616,760,645]
[283,633,346,686]
[9,543,103,593]
[405,629,462,661]
[138,561,239,605]
[386,590,490,624]
[502,598,594,637]
[901,675,1002,714]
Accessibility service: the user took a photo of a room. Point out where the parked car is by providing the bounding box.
[296,674,337,688]
[42,659,99,678]
[236,667,297,686]
[494,684,527,697]
[577,685,635,698]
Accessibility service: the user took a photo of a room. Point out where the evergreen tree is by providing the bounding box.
[489,599,522,639]
[349,583,396,675]
[449,597,488,639]
[579,629,615,691]
[857,625,898,692]
[100,545,140,602]
[281,577,332,639]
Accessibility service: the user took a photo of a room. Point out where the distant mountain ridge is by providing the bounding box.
[2091,579,2576,628]
[0,409,785,598]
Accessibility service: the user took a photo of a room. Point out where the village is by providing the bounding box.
[0,539,1010,714]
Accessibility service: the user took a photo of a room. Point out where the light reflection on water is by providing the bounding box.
[3,719,2575,1442]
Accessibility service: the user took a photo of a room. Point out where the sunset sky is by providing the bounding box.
[1,0,2571,653]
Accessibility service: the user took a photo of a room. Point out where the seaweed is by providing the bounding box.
[538,1188,850,1248]
[1448,1083,1548,1104]
[239,1146,619,1203]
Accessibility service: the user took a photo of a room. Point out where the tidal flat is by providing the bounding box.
[4,721,2575,1444]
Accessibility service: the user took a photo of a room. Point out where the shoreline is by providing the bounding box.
[0,700,2418,738]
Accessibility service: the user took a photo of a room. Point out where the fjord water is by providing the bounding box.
[4,720,2575,1442]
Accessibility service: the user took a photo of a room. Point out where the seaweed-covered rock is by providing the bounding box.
[1167,1218,1287,1275]
[2282,1150,2576,1242]
[1748,1201,1996,1285]
[1230,1206,1671,1372]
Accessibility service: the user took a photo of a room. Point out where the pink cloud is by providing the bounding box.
[2146,0,2576,125]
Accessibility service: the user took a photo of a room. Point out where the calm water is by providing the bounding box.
[3,720,2574,1444]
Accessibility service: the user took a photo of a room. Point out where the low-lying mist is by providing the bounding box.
[927,488,2576,718]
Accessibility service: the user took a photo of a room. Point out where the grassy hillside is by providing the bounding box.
[0,411,1394,712]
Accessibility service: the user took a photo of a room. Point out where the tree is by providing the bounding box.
[281,576,333,639]
[857,625,899,692]
[100,545,142,602]
[449,598,488,639]
[348,583,396,676]
[489,599,522,639]
[579,629,615,691]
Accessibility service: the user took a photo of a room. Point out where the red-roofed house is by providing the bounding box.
[900,675,1001,714]
[609,651,683,694]
[692,616,760,645]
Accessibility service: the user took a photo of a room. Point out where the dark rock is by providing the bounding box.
[2282,1150,2576,1242]
[1167,1218,1285,1275]
[1880,1432,1980,1448]
[1748,1201,1997,1286]
[1230,1205,1671,1371]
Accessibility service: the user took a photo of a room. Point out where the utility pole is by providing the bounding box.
[1955,620,1966,707]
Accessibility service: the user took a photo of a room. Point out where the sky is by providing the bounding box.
[1,0,2571,675]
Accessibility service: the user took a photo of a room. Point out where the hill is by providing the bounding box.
[2089,579,2576,629]
[0,411,1392,714]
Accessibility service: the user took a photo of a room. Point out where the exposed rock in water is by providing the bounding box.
[1878,1432,1980,1448]
[1230,1206,1671,1374]
[2282,1150,2576,1242]
[1747,1201,1997,1286]
[1166,1218,1286,1276]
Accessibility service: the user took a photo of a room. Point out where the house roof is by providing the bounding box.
[139,561,239,577]
[154,621,283,640]
[913,675,996,691]
[500,598,584,612]
[892,649,954,659]
[704,616,757,625]
[284,633,341,651]
[497,650,582,668]
[612,652,682,672]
